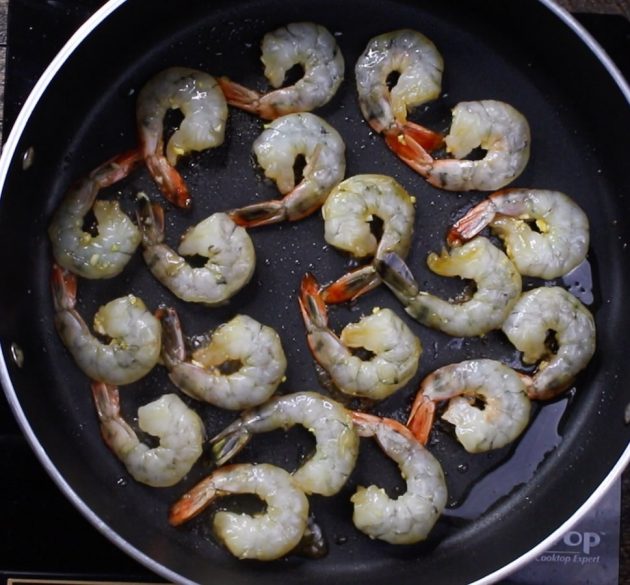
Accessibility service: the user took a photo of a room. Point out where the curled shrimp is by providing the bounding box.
[502,286,596,400]
[48,149,142,279]
[159,307,287,410]
[402,100,531,192]
[299,273,421,401]
[376,237,522,337]
[407,359,531,453]
[137,67,228,209]
[51,264,161,385]
[448,189,590,279]
[169,463,310,560]
[355,29,445,163]
[350,412,447,545]
[320,174,416,303]
[91,382,204,487]
[218,22,344,120]
[229,113,346,227]
[136,194,255,305]
[210,392,359,496]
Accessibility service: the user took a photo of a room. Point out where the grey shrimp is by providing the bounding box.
[210,392,359,496]
[229,113,345,227]
[159,307,287,410]
[136,194,255,305]
[502,286,596,400]
[219,22,344,119]
[137,67,228,208]
[48,150,142,279]
[376,237,522,337]
[350,412,447,545]
[51,264,161,385]
[408,359,531,453]
[448,189,590,279]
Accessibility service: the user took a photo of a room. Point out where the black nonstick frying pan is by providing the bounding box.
[1,1,629,583]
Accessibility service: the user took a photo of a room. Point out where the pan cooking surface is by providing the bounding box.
[0,1,629,584]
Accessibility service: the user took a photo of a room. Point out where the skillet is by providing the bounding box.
[0,1,629,583]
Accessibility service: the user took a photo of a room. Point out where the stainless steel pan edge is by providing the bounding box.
[0,1,628,584]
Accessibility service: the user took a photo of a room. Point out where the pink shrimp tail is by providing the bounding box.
[298,272,329,331]
[406,392,436,445]
[50,263,77,312]
[384,121,441,175]
[447,198,498,247]
[91,148,143,188]
[229,200,287,228]
[145,154,191,209]
[217,77,268,117]
[320,265,382,304]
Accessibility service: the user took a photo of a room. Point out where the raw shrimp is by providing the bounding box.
[210,392,359,496]
[218,22,344,120]
[229,113,345,227]
[299,273,421,400]
[91,382,203,487]
[403,100,531,192]
[136,194,255,305]
[407,359,531,453]
[48,149,142,279]
[320,174,415,303]
[137,67,228,208]
[169,463,309,560]
[502,286,596,400]
[159,307,287,410]
[375,237,522,337]
[355,29,444,164]
[51,264,161,385]
[448,189,590,279]
[350,412,447,545]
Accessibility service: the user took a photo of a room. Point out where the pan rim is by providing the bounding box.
[0,1,628,583]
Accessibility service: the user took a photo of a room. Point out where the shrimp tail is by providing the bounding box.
[229,200,287,228]
[399,121,444,152]
[135,193,165,247]
[320,265,382,304]
[298,272,329,330]
[447,198,497,246]
[169,473,225,526]
[145,154,191,209]
[91,148,143,188]
[50,263,77,312]
[384,128,434,175]
[210,421,252,466]
[374,251,420,302]
[91,380,120,422]
[406,393,436,445]
[217,77,268,118]
[155,306,186,370]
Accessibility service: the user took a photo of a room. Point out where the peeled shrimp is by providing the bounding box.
[229,113,345,227]
[210,392,359,496]
[355,29,444,163]
[91,382,203,487]
[321,174,416,303]
[376,237,522,337]
[218,22,344,120]
[502,286,596,400]
[48,150,142,279]
[404,100,531,192]
[299,273,421,400]
[169,463,309,560]
[160,307,287,410]
[51,264,161,385]
[408,359,531,453]
[136,194,255,305]
[137,67,228,208]
[448,189,590,279]
[350,412,447,545]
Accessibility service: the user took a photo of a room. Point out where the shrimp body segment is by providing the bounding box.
[355,29,444,162]
[169,463,309,560]
[136,195,255,306]
[411,101,531,192]
[449,189,590,279]
[321,174,415,303]
[502,287,596,400]
[51,264,161,385]
[48,150,142,279]
[218,22,344,120]
[408,359,531,453]
[92,382,203,487]
[230,113,346,227]
[210,392,359,496]
[377,237,522,337]
[350,413,447,545]
[160,308,287,410]
[137,67,228,208]
[300,274,421,400]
